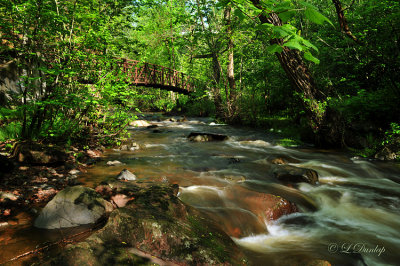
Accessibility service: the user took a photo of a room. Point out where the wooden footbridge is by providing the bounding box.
[116,59,202,95]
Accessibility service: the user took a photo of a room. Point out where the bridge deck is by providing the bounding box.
[117,59,200,94]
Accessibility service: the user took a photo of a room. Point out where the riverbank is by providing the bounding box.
[206,112,400,161]
[0,140,104,223]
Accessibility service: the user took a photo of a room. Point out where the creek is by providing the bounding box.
[1,114,400,265]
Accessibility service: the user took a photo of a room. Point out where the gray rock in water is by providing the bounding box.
[119,145,130,151]
[129,120,150,127]
[34,186,113,229]
[107,160,123,166]
[188,132,228,142]
[116,169,136,181]
[177,116,188,122]
[49,184,246,266]
[272,165,319,185]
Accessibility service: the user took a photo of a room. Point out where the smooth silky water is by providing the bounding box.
[1,114,399,265]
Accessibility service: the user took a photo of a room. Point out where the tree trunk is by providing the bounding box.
[248,1,339,144]
[195,0,224,119]
[224,5,237,120]
[261,12,324,131]
[212,54,224,118]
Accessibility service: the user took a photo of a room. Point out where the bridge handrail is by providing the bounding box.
[114,58,204,94]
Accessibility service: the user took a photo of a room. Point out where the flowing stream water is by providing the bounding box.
[2,114,400,265]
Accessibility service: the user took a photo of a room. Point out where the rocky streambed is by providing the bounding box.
[1,114,400,266]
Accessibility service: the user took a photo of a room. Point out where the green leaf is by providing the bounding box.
[284,39,303,51]
[302,39,319,52]
[304,7,334,26]
[273,26,291,38]
[278,10,296,23]
[304,51,320,64]
[256,23,273,31]
[266,44,283,54]
[234,9,246,22]
[299,1,316,9]
[273,1,293,13]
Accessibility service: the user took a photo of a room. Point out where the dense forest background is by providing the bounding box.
[1,0,399,159]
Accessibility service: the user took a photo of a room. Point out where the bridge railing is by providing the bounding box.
[116,58,201,94]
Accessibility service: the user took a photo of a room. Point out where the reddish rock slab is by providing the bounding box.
[225,186,298,223]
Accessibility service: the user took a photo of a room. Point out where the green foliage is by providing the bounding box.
[277,138,302,147]
[383,123,400,145]
[181,96,216,117]
[329,89,398,124]
[0,121,22,141]
[0,0,137,145]
[350,147,377,159]
[154,98,176,112]
[0,0,398,153]
[300,1,334,26]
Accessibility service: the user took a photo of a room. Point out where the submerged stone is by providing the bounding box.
[188,132,228,142]
[106,160,123,166]
[269,155,301,164]
[272,165,319,185]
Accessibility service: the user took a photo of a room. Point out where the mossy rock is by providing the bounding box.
[34,186,113,229]
[51,236,152,266]
[52,183,246,265]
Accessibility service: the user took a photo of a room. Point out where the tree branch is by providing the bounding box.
[332,0,361,44]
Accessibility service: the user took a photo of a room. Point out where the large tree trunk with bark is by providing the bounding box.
[259,11,325,131]
[249,1,343,146]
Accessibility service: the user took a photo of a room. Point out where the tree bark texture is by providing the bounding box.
[249,0,345,146]
[255,8,324,130]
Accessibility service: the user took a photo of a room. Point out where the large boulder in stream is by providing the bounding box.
[272,165,319,185]
[34,186,113,229]
[188,132,228,142]
[51,182,246,265]
[224,186,299,223]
